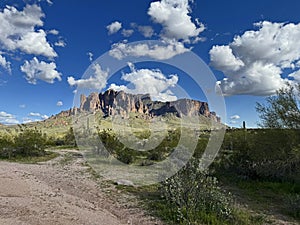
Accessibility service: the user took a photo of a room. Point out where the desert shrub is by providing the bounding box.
[193,138,209,159]
[285,194,300,218]
[220,129,300,182]
[98,129,123,152]
[147,149,164,161]
[0,133,14,158]
[133,129,151,139]
[161,157,233,224]
[63,127,77,147]
[98,130,136,164]
[115,147,136,164]
[14,128,47,157]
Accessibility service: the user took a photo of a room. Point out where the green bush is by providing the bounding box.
[161,157,233,224]
[14,128,47,157]
[285,194,300,218]
[0,133,14,159]
[63,127,77,147]
[219,129,300,182]
[115,147,136,164]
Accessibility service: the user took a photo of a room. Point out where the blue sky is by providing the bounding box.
[0,0,300,127]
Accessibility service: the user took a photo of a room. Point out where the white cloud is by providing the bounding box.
[0,111,14,118]
[121,29,134,37]
[56,101,63,106]
[22,116,47,123]
[210,21,300,96]
[87,52,93,62]
[107,21,122,35]
[210,45,244,73]
[138,26,154,38]
[148,0,205,42]
[41,115,49,120]
[22,118,34,124]
[28,112,48,120]
[0,54,11,72]
[48,29,59,35]
[108,0,201,61]
[289,70,300,82]
[16,29,57,57]
[20,57,62,84]
[68,63,109,90]
[0,4,57,58]
[29,112,41,117]
[109,63,178,102]
[46,0,53,5]
[109,40,189,60]
[0,111,19,125]
[19,104,26,108]
[54,40,66,47]
[230,115,240,120]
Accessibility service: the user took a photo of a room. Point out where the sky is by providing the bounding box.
[0,0,300,127]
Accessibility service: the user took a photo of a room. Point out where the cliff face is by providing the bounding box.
[80,90,220,122]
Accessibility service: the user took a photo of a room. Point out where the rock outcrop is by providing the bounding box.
[80,90,221,122]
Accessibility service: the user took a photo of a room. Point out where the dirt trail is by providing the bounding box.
[0,150,162,225]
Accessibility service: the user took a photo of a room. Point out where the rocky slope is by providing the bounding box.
[79,89,220,122]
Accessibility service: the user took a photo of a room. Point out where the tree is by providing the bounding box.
[256,84,300,128]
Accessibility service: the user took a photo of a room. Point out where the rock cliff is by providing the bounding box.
[79,89,221,122]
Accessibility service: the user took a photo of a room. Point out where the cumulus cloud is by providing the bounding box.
[109,40,189,60]
[0,111,19,125]
[109,63,178,102]
[210,45,244,73]
[0,54,11,72]
[121,29,134,37]
[109,0,203,61]
[138,26,154,38]
[107,21,122,35]
[289,70,300,82]
[68,63,109,90]
[16,29,57,57]
[209,21,300,96]
[148,0,205,42]
[20,57,62,84]
[56,101,63,106]
[0,4,57,58]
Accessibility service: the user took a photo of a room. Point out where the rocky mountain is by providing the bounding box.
[79,89,221,122]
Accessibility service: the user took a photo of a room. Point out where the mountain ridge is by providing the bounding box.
[77,89,221,122]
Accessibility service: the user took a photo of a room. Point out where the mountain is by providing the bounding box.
[79,89,221,122]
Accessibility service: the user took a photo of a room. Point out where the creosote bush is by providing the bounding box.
[0,128,47,159]
[220,129,300,182]
[14,128,47,157]
[161,157,233,224]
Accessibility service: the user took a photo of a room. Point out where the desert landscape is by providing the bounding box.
[1,0,300,224]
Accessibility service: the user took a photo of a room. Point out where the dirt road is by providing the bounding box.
[0,150,162,225]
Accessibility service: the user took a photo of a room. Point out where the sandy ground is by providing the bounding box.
[0,150,163,225]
